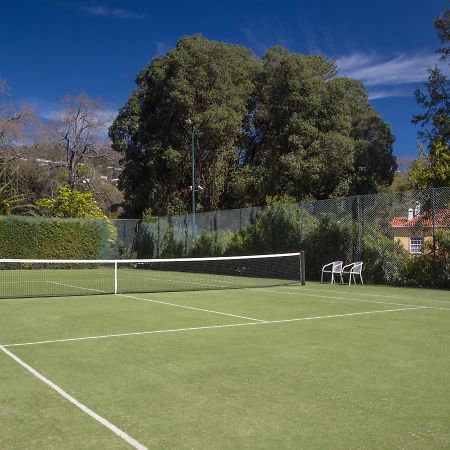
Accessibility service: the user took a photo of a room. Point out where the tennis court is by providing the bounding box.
[1,260,449,449]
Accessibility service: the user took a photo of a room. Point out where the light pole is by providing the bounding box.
[188,119,196,240]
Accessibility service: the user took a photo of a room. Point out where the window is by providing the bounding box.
[410,237,423,254]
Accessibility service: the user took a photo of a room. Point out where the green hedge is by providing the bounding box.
[402,229,450,289]
[0,216,115,259]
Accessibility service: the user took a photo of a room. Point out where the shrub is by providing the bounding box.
[224,203,316,255]
[190,231,234,257]
[402,229,450,288]
[160,221,185,258]
[302,216,408,284]
[132,221,157,258]
[0,216,114,259]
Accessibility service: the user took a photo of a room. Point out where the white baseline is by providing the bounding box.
[0,344,148,450]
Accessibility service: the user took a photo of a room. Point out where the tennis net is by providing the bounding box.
[0,252,305,299]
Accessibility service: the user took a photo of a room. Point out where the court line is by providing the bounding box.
[120,272,295,291]
[3,306,426,347]
[248,288,450,311]
[2,280,262,322]
[47,281,108,294]
[281,285,450,304]
[0,344,148,450]
[120,273,231,289]
[117,293,266,322]
[45,281,265,322]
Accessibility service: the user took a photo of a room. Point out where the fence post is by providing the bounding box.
[356,195,362,261]
[431,188,436,286]
[157,217,161,257]
[300,202,304,243]
[214,210,219,251]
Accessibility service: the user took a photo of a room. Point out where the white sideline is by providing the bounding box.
[121,273,232,289]
[248,288,450,311]
[288,286,450,304]
[47,281,107,294]
[44,281,265,323]
[117,293,266,322]
[3,306,426,347]
[0,344,148,450]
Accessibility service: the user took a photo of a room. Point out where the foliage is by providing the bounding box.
[302,216,354,279]
[160,220,185,258]
[131,209,159,258]
[302,216,408,285]
[0,79,35,148]
[110,36,396,218]
[132,222,157,258]
[52,94,110,189]
[358,222,409,285]
[225,203,316,255]
[435,8,450,61]
[252,53,396,201]
[190,231,234,257]
[0,216,114,259]
[410,139,450,188]
[36,185,107,219]
[411,8,450,189]
[265,194,296,206]
[0,180,37,216]
[402,229,450,289]
[36,185,117,253]
[110,35,258,217]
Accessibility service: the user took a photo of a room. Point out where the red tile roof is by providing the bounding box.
[390,210,450,228]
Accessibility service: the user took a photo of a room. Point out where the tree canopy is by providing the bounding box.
[411,8,450,188]
[36,185,107,219]
[110,35,396,218]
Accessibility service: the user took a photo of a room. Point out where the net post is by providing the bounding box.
[300,251,305,286]
[114,261,118,294]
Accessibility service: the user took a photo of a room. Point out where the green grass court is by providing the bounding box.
[1,281,449,449]
[0,266,299,298]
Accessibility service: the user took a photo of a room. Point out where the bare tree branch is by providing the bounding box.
[48,93,111,189]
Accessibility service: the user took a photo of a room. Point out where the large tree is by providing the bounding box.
[411,8,450,188]
[110,36,396,217]
[246,48,396,200]
[110,35,258,217]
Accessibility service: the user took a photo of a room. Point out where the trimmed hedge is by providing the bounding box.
[0,216,115,259]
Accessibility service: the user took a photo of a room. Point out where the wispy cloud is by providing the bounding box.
[240,27,269,56]
[81,5,145,20]
[21,96,117,136]
[335,51,449,99]
[155,42,170,56]
[336,52,442,86]
[366,88,412,100]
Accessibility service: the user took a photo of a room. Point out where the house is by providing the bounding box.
[390,203,450,254]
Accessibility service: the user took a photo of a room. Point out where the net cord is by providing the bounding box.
[0,252,302,265]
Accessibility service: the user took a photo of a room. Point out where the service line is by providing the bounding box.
[4,306,426,348]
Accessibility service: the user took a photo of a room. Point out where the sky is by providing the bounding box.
[1,0,447,165]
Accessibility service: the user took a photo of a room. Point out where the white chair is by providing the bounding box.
[342,262,364,285]
[321,261,343,284]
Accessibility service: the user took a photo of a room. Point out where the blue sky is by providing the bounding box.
[1,0,447,163]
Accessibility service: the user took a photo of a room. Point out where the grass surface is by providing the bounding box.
[1,282,449,449]
[0,265,298,298]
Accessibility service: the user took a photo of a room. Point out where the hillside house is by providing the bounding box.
[390,203,450,254]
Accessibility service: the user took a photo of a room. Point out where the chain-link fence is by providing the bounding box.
[0,188,448,287]
[120,187,450,288]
